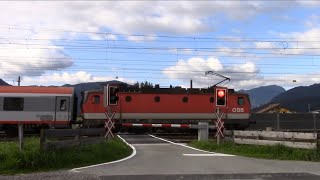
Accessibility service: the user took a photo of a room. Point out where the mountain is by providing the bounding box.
[239,85,286,109]
[270,84,320,112]
[0,79,10,86]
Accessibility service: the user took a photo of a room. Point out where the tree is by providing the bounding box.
[133,81,153,88]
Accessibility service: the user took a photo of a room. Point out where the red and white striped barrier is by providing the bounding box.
[122,123,191,128]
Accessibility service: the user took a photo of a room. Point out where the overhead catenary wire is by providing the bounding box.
[2,25,320,41]
[1,24,320,86]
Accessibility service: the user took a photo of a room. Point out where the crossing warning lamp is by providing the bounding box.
[216,88,227,106]
[108,85,119,105]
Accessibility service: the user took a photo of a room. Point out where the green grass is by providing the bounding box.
[189,140,320,161]
[0,137,132,175]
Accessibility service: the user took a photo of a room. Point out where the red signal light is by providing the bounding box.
[217,90,225,98]
[216,88,227,106]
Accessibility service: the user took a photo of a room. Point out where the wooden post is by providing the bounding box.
[40,129,46,151]
[276,113,280,130]
[313,113,316,130]
[18,123,23,152]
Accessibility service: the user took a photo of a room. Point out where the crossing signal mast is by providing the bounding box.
[205,71,229,143]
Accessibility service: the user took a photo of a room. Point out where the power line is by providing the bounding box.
[2,25,320,41]
[2,36,320,43]
[1,41,320,50]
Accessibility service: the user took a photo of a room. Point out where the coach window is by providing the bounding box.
[3,97,24,111]
[60,99,67,111]
[93,95,100,104]
[238,97,244,106]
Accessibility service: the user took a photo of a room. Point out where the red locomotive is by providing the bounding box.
[81,84,251,132]
[0,81,251,136]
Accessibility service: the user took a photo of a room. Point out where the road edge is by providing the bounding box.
[70,135,137,172]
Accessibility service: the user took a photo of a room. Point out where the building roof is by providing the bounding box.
[255,103,280,113]
[0,86,73,94]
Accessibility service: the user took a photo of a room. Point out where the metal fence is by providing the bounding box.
[249,113,320,131]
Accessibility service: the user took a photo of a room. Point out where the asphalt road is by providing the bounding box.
[76,134,320,179]
[1,134,320,180]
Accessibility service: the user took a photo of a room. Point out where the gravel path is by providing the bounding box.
[0,171,98,180]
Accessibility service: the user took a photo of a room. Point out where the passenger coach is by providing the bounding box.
[0,86,77,136]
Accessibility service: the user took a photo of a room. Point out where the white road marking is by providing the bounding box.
[70,135,137,172]
[183,153,235,157]
[149,134,235,157]
[134,143,171,146]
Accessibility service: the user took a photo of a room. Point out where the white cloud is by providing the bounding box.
[252,27,320,56]
[278,28,320,55]
[305,14,320,28]
[0,1,316,37]
[163,57,260,89]
[297,1,320,6]
[0,34,73,79]
[22,71,135,86]
[126,35,157,42]
[162,57,320,90]
[254,42,275,49]
[0,1,319,88]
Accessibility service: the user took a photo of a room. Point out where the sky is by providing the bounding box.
[0,1,320,90]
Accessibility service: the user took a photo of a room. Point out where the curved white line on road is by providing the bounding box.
[70,135,137,172]
[149,134,235,157]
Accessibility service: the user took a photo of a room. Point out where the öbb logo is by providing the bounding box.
[232,108,244,113]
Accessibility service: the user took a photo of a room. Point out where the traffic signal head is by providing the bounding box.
[216,89,227,106]
[108,85,119,105]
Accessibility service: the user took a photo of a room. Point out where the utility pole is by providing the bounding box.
[17,76,21,86]
[17,76,23,151]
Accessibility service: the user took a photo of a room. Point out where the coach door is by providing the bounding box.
[55,96,70,124]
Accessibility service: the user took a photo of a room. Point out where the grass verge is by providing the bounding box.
[189,140,320,161]
[0,137,132,175]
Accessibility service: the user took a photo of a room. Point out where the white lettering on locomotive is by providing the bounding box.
[232,108,244,113]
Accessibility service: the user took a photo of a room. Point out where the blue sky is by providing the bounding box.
[0,1,320,90]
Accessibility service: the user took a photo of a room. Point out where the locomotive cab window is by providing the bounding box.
[238,97,244,105]
[3,97,24,111]
[60,99,67,111]
[93,95,100,104]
